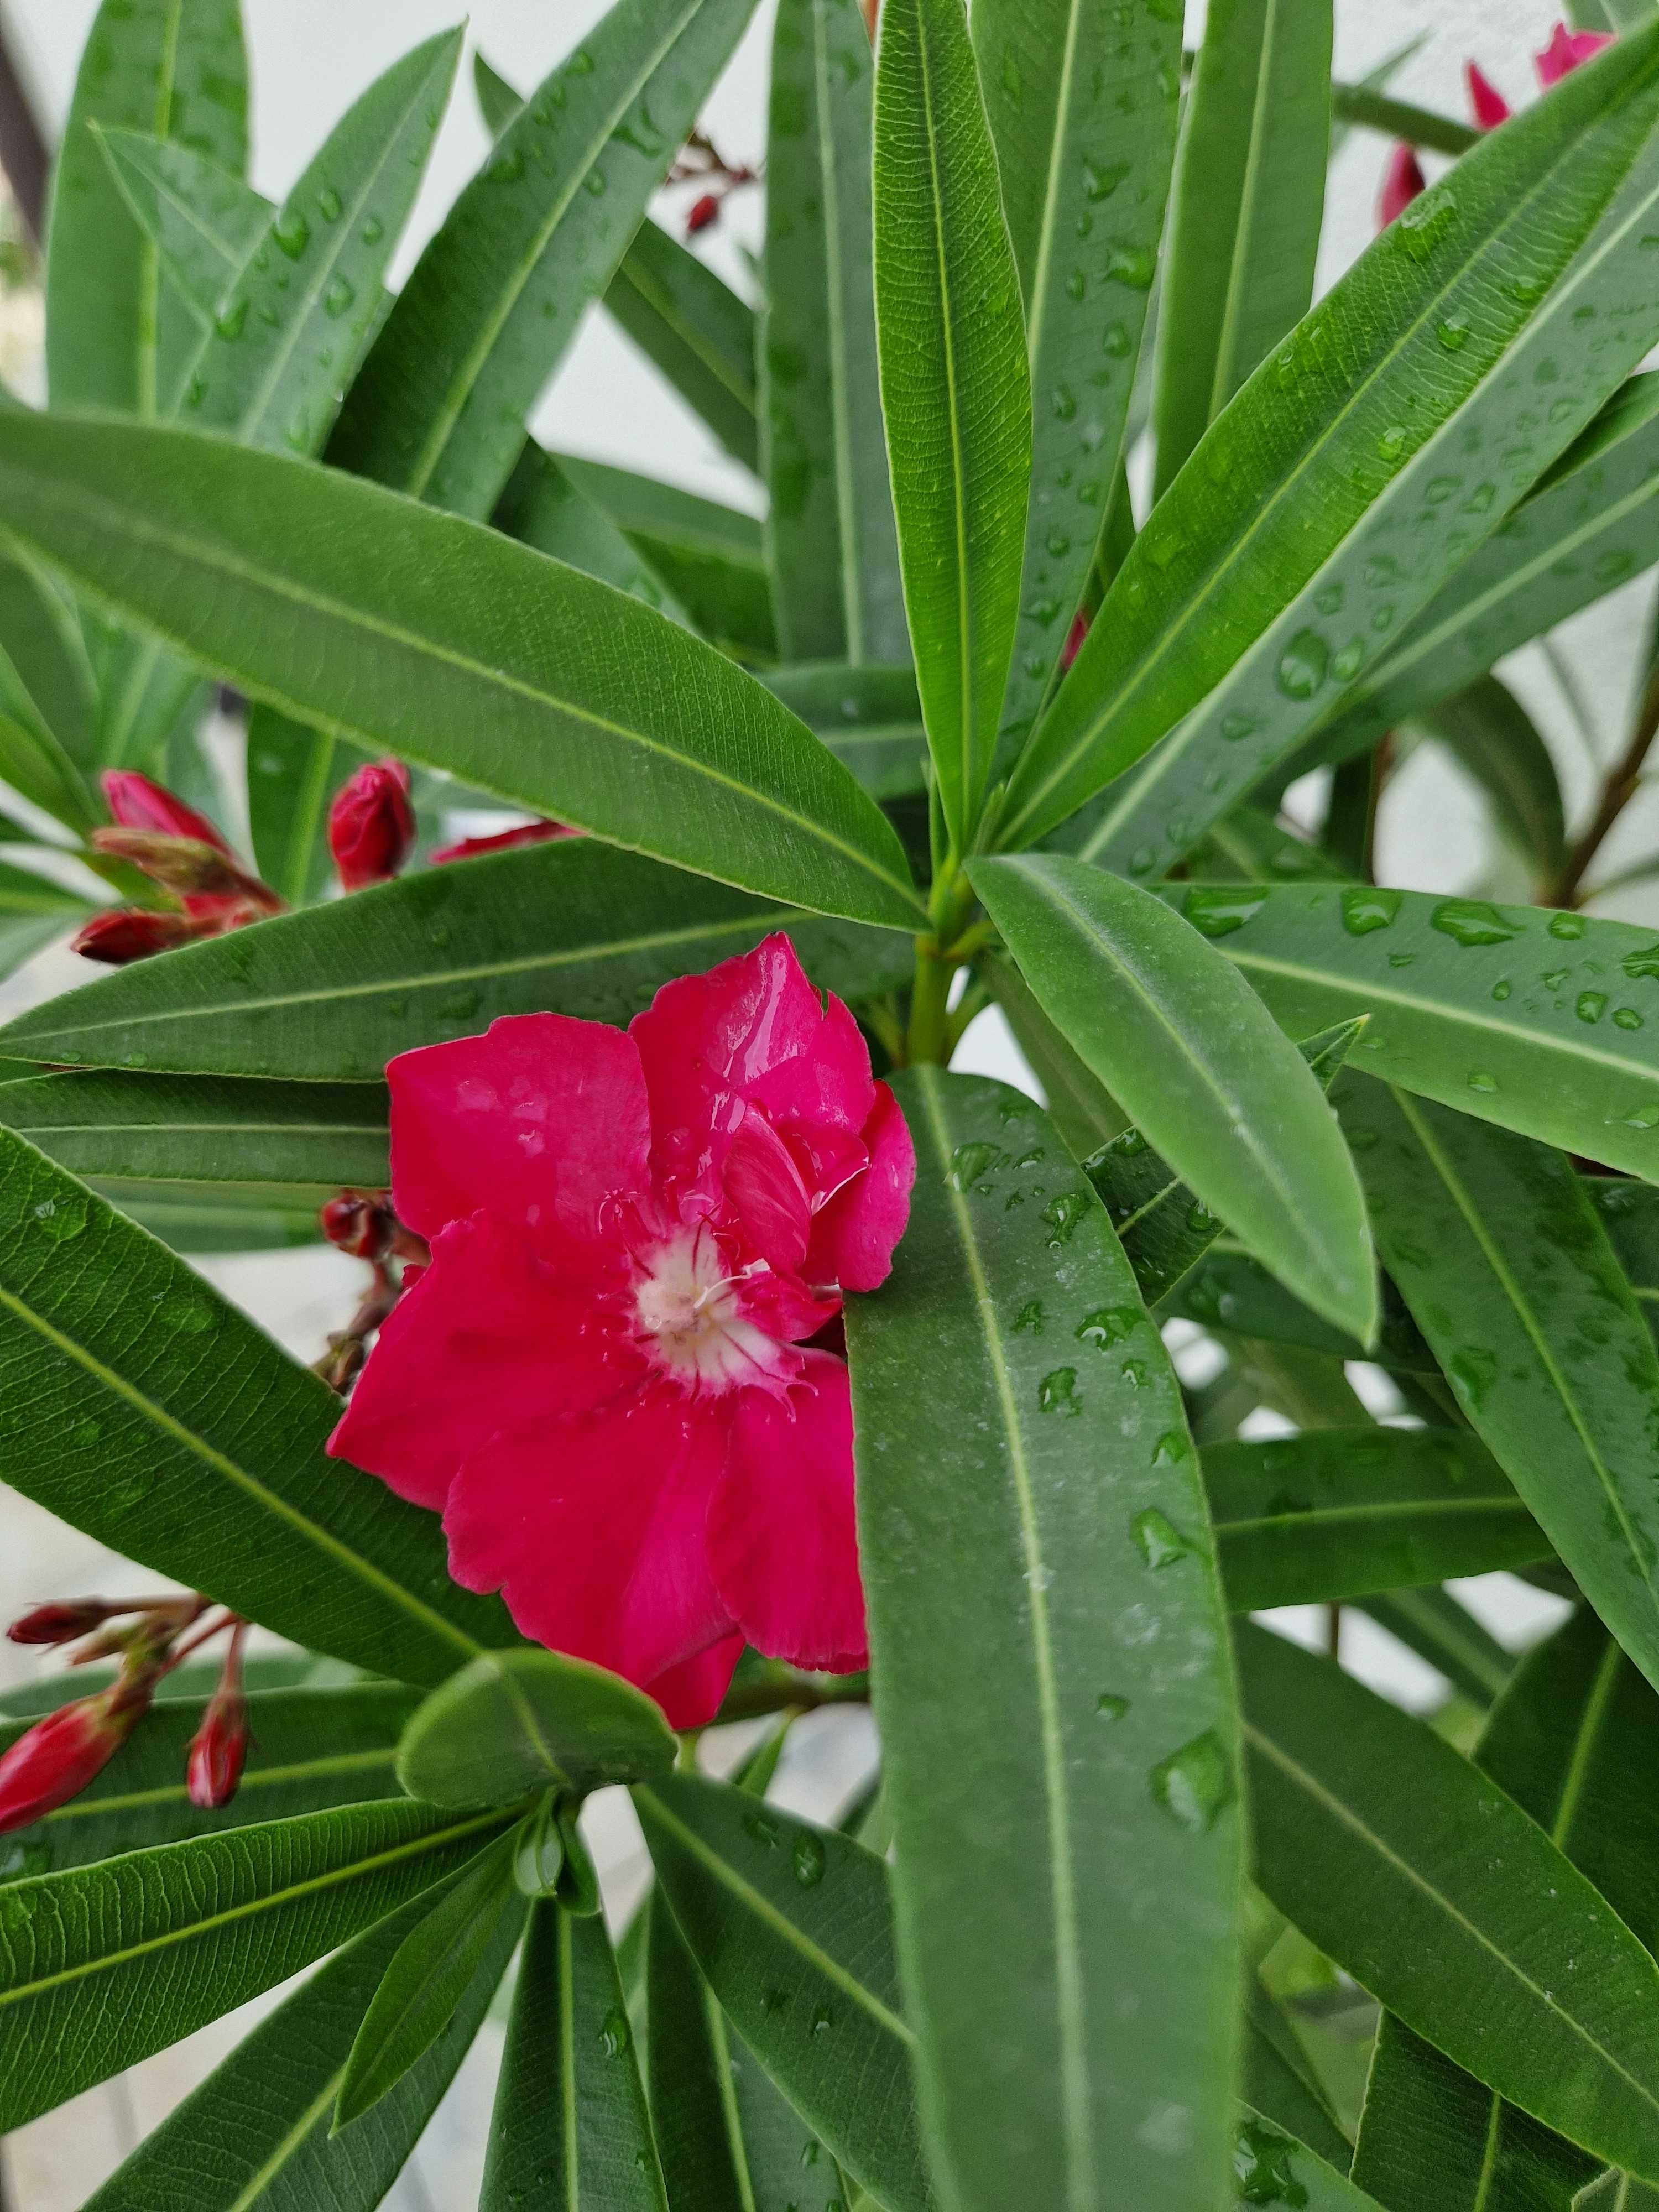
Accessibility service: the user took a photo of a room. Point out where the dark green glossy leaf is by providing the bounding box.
[1592,1176,1659,1326]
[45,0,247,417]
[245,702,356,907]
[761,662,925,799]
[1243,1975,1352,2170]
[873,0,1031,849]
[1151,0,1331,497]
[1011,25,1659,864]
[82,1881,522,2211]
[92,1185,327,1253]
[1167,881,1659,1182]
[1410,676,1566,879]
[1164,1245,1436,1373]
[93,128,269,336]
[972,854,1375,1338]
[1204,1427,1545,1612]
[764,0,904,664]
[397,1648,677,1808]
[0,1798,508,2130]
[0,1067,388,1191]
[0,838,912,1080]
[974,0,1180,755]
[0,559,100,827]
[1578,2174,1659,2209]
[0,1683,417,1881]
[335,1830,519,2127]
[0,413,925,928]
[481,1898,669,2211]
[1238,1618,1659,2182]
[0,862,95,982]
[1233,2110,1387,2211]
[1339,1078,1659,1698]
[846,1066,1240,2212]
[637,1773,933,2212]
[495,440,689,620]
[1350,1585,1517,1708]
[983,952,1130,1158]
[333,0,760,521]
[1191,802,1350,886]
[0,1124,512,1683]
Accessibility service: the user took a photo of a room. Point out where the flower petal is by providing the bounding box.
[388,1013,650,1247]
[645,1633,745,1728]
[724,1105,812,1275]
[805,1081,915,1292]
[328,1212,642,1507]
[710,1352,866,1672]
[443,1388,735,1688]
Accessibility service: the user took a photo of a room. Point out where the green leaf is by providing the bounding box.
[1165,1246,1437,1373]
[1338,1078,1659,1699]
[0,1798,508,2130]
[91,1185,328,1254]
[0,1683,418,1881]
[1233,2110,1387,2211]
[557,452,779,660]
[1328,79,1477,158]
[873,0,1031,851]
[606,217,762,476]
[1579,2174,1659,2209]
[1237,1618,1659,2182]
[1592,1176,1659,1321]
[1410,676,1567,879]
[246,702,355,906]
[1081,1014,1363,1307]
[636,1773,933,2212]
[1151,0,1332,498]
[397,1648,677,1808]
[1349,1587,1518,1708]
[0,1067,389,1192]
[973,0,1181,754]
[92,128,270,333]
[1243,1976,1353,2170]
[971,854,1376,1339]
[762,662,926,800]
[844,1066,1240,2212]
[45,0,247,417]
[0,1124,513,1683]
[983,951,1130,1157]
[1006,24,1659,864]
[482,1898,669,2211]
[0,838,913,1080]
[0,556,101,824]
[1192,803,1350,885]
[1164,881,1659,1183]
[332,0,761,521]
[335,1831,520,2127]
[648,1891,843,2209]
[180,29,462,456]
[0,414,925,930]
[0,862,95,979]
[1204,1427,1546,1613]
[81,1880,522,2212]
[495,441,690,622]
[764,0,904,664]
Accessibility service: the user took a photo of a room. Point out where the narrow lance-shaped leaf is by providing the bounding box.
[246,702,357,909]
[1336,1076,1659,1703]
[1351,1585,1517,1709]
[1151,0,1333,498]
[972,0,1181,757]
[1006,24,1659,864]
[873,0,1032,851]
[481,1899,669,2212]
[0,861,95,986]
[0,838,913,1082]
[0,1124,514,1684]
[1243,1975,1353,2169]
[92,128,271,337]
[332,0,762,521]
[0,413,924,931]
[495,440,690,623]
[0,1799,509,2131]
[1163,881,1659,1183]
[1237,1619,1659,2184]
[1233,2111,1390,2212]
[764,0,905,664]
[972,854,1376,1340]
[762,662,927,801]
[846,1067,1241,2212]
[81,1881,523,2212]
[637,1773,935,2212]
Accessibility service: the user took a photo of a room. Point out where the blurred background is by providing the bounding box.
[0,0,1637,2199]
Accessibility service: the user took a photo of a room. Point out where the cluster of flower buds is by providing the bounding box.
[1379,22,1614,230]
[73,771,284,966]
[327,758,416,891]
[672,129,757,237]
[0,1597,248,1832]
[316,1190,430,1391]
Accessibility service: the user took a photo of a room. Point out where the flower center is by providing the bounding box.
[633,1225,785,1390]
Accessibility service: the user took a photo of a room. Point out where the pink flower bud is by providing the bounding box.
[687,193,720,235]
[101,770,230,854]
[185,1691,248,1809]
[91,828,253,901]
[0,1690,144,1832]
[1465,61,1511,129]
[1060,609,1091,674]
[71,908,204,965]
[1377,143,1427,231]
[1536,23,1613,88]
[320,1191,393,1261]
[329,760,414,891]
[429,818,573,865]
[7,1600,117,1646]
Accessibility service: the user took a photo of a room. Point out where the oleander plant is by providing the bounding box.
[12,0,1659,2206]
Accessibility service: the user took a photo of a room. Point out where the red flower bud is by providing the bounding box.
[686,192,720,234]
[0,1689,144,1832]
[185,1690,248,1809]
[320,1191,394,1261]
[1465,61,1511,131]
[329,759,415,891]
[7,1600,117,1646]
[71,908,204,965]
[91,828,253,901]
[430,819,573,865]
[1060,609,1091,674]
[1377,143,1426,231]
[101,770,230,853]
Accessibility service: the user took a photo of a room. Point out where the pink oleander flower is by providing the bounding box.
[1536,22,1613,86]
[430,818,574,865]
[1465,60,1512,128]
[328,935,915,1726]
[1378,142,1427,229]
